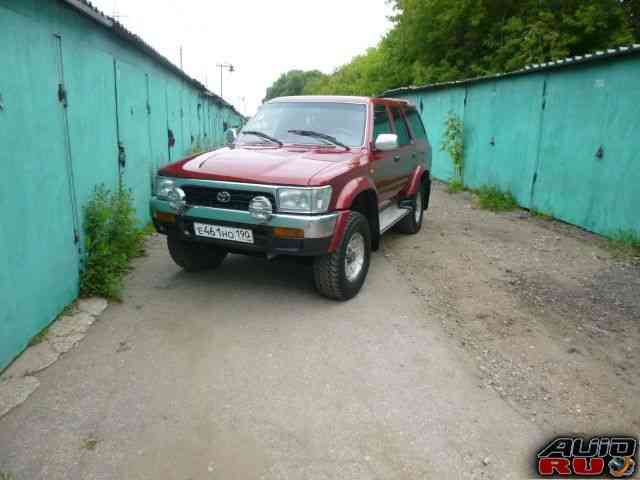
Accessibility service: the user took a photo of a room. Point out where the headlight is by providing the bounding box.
[277,186,332,214]
[155,177,176,200]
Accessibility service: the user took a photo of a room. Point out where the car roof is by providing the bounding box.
[266,95,411,107]
[267,95,370,104]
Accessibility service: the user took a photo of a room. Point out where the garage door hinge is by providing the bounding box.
[532,172,538,185]
[58,83,68,108]
[73,229,80,244]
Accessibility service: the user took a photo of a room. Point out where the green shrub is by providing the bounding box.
[441,111,465,184]
[608,230,640,260]
[447,178,465,194]
[474,185,518,212]
[80,185,147,300]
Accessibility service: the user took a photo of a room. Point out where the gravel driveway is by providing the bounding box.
[1,181,637,479]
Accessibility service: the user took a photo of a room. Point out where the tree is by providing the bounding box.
[263,70,326,102]
[300,0,638,97]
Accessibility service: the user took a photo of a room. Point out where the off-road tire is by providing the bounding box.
[313,212,371,301]
[395,183,425,234]
[167,234,228,272]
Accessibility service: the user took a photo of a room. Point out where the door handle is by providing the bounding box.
[393,155,401,162]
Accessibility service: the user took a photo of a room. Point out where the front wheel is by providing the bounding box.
[313,212,371,301]
[167,233,228,272]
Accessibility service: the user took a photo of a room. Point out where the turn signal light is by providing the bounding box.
[154,211,176,223]
[273,227,304,239]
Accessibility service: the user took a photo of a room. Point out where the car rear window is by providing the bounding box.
[406,109,427,142]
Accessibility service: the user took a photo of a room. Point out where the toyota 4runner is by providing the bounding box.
[150,96,432,300]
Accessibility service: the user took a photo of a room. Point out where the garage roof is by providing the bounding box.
[383,44,640,96]
[60,0,243,118]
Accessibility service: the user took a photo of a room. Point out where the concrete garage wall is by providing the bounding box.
[387,47,640,238]
[0,0,243,370]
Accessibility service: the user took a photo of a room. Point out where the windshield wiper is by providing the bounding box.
[287,130,351,151]
[241,130,283,146]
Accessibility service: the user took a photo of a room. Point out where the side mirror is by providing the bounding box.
[375,133,398,151]
[224,128,238,145]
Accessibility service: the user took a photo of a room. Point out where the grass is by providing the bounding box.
[608,230,640,261]
[447,178,465,194]
[27,302,77,347]
[473,185,518,212]
[81,436,99,451]
[530,209,553,221]
[0,472,15,480]
[28,326,50,347]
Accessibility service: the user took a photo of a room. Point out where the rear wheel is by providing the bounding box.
[167,233,227,272]
[313,212,371,301]
[395,185,424,234]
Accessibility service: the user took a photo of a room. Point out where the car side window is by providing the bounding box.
[373,105,392,140]
[406,109,427,142]
[391,107,411,146]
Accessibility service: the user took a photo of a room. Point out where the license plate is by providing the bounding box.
[193,222,254,244]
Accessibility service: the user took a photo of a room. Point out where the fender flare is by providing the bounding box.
[329,177,378,253]
[334,176,377,210]
[403,165,427,197]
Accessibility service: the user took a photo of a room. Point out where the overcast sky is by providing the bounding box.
[90,0,394,116]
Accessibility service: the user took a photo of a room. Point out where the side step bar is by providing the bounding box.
[379,201,410,234]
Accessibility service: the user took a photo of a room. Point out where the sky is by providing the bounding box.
[89,0,394,116]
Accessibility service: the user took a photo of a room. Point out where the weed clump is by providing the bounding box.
[608,230,640,261]
[80,185,147,300]
[474,185,518,212]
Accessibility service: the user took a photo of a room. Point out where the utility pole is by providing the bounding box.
[216,63,235,99]
[179,46,183,70]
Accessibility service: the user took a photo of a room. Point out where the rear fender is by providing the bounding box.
[402,165,426,197]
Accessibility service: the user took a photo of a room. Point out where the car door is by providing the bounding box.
[371,103,404,204]
[389,106,417,184]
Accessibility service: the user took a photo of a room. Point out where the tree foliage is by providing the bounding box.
[263,70,326,102]
[277,0,638,98]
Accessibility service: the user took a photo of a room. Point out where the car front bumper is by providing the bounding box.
[150,197,339,256]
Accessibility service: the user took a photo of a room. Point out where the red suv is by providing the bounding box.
[151,96,432,300]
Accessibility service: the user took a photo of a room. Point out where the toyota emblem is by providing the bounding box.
[217,191,231,203]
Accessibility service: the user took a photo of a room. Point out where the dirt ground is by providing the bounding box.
[385,180,640,435]
[1,180,638,480]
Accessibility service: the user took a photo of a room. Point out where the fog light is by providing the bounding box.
[154,211,176,223]
[167,187,186,211]
[273,227,304,239]
[249,196,273,222]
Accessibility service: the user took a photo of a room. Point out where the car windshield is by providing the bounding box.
[239,102,367,148]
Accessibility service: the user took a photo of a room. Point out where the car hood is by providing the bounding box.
[173,146,359,186]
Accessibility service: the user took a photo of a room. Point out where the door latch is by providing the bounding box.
[57,84,68,108]
[490,137,496,146]
[118,142,126,168]
[595,145,604,160]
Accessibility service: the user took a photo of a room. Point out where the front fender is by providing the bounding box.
[328,176,378,253]
[333,176,377,210]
